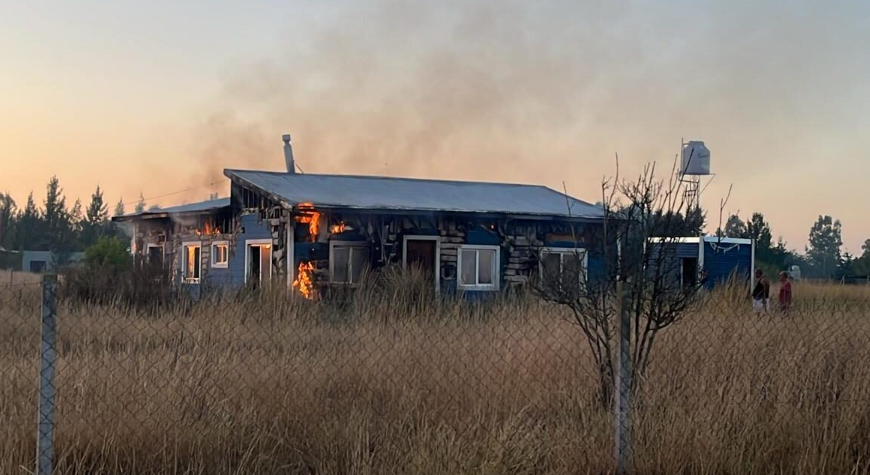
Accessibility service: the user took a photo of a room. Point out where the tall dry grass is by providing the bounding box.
[3,275,870,474]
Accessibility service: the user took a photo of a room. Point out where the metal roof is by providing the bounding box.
[113,197,231,221]
[224,170,604,220]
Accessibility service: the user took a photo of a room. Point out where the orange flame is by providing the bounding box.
[195,221,221,237]
[295,202,320,242]
[330,222,347,234]
[293,261,316,299]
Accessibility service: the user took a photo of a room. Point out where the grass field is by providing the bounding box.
[2,277,870,474]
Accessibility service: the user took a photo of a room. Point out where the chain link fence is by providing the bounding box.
[3,275,870,474]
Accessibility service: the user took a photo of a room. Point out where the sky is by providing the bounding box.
[1,0,869,252]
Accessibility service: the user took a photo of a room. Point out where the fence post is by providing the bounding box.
[36,274,58,475]
[614,280,632,474]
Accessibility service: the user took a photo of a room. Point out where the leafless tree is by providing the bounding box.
[535,156,710,407]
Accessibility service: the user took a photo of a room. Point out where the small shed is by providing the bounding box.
[648,236,755,290]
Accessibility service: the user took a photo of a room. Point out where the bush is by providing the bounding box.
[83,236,130,272]
[63,237,178,308]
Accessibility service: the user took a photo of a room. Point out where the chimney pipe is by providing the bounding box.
[282,134,295,174]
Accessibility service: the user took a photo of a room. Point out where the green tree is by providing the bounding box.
[135,193,146,214]
[838,252,855,279]
[84,236,131,272]
[746,213,773,257]
[17,193,41,250]
[723,214,748,238]
[42,176,73,254]
[82,186,109,248]
[806,215,843,278]
[852,239,870,276]
[114,198,126,217]
[0,193,17,250]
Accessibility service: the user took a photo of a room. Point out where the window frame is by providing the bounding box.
[456,245,501,291]
[211,241,229,269]
[538,247,589,287]
[244,239,273,285]
[146,243,165,266]
[329,240,370,286]
[181,241,202,284]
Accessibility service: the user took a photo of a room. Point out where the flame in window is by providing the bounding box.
[195,221,221,237]
[330,222,347,234]
[293,261,316,299]
[295,202,320,242]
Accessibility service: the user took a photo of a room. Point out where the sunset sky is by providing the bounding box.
[2,0,869,252]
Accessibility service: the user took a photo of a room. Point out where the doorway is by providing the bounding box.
[403,236,440,291]
[246,240,272,288]
[681,257,698,288]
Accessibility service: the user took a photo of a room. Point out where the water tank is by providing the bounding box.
[680,141,711,175]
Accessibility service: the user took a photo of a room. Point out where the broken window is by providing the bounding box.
[539,248,587,295]
[182,243,201,283]
[330,242,370,285]
[147,244,164,267]
[457,245,500,291]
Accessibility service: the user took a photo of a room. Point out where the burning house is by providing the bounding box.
[114,135,607,298]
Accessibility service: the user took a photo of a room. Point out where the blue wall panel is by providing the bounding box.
[466,228,500,245]
[229,214,272,287]
[703,241,752,287]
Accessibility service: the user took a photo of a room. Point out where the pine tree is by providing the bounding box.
[69,199,84,251]
[17,192,41,250]
[135,193,146,214]
[82,186,109,248]
[114,198,126,217]
[42,176,71,253]
[0,193,17,250]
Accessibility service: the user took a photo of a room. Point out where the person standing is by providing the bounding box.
[778,271,792,313]
[752,269,770,313]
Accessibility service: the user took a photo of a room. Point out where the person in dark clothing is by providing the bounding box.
[752,269,770,313]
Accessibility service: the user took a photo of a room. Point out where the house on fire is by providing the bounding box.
[113,135,607,298]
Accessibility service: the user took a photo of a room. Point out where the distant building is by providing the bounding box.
[648,236,755,290]
[21,250,85,273]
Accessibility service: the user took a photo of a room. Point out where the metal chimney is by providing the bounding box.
[282,134,295,174]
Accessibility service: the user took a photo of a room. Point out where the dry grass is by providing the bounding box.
[2,277,870,474]
[0,269,42,286]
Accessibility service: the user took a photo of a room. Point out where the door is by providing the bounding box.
[405,237,439,290]
[249,246,262,288]
[682,257,698,288]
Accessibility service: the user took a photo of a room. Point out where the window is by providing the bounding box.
[147,244,164,267]
[212,241,228,268]
[181,242,202,284]
[457,245,500,291]
[539,248,587,291]
[330,241,370,285]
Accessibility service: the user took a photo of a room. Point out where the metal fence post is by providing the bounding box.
[615,280,632,474]
[37,274,58,475]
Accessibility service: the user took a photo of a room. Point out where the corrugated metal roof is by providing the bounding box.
[115,197,230,220]
[224,170,604,219]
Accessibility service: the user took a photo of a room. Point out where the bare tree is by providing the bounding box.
[535,157,709,406]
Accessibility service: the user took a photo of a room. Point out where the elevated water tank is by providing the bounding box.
[680,141,711,176]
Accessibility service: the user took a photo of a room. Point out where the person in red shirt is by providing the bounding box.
[778,271,792,313]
